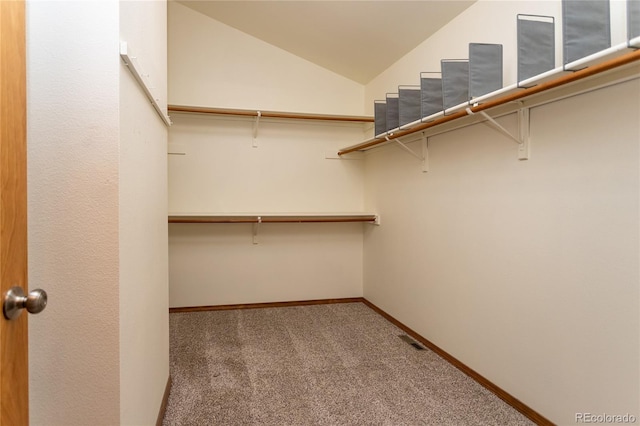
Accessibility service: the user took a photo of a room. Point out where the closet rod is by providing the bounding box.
[168,105,374,123]
[339,48,640,155]
[168,215,377,224]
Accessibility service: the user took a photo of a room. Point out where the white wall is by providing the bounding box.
[167,115,366,307]
[119,1,169,425]
[27,1,169,424]
[27,1,121,424]
[168,1,364,115]
[363,1,639,424]
[169,115,365,214]
[170,221,364,307]
[168,3,367,307]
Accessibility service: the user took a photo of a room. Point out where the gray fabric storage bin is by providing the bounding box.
[469,43,503,98]
[374,100,387,136]
[562,0,611,64]
[441,59,469,111]
[386,93,399,131]
[629,0,640,40]
[420,72,443,118]
[517,14,555,83]
[398,85,421,127]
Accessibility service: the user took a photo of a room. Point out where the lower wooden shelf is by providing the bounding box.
[168,213,378,224]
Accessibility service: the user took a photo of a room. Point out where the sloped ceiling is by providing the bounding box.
[176,1,476,84]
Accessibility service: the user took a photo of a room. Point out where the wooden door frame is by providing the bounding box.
[0,0,29,424]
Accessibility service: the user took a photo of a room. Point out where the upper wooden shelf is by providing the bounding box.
[168,105,374,123]
[339,41,640,155]
[168,212,378,224]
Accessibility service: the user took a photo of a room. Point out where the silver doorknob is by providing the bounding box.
[3,286,47,320]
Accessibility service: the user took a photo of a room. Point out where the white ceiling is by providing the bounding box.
[176,1,476,84]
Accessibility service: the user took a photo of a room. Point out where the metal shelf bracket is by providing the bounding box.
[388,134,429,172]
[421,135,429,173]
[252,216,262,244]
[466,106,530,160]
[516,107,531,160]
[252,111,261,148]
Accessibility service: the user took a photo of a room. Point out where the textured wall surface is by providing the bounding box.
[363,0,639,420]
[27,2,121,424]
[364,82,640,423]
[167,4,368,308]
[167,115,367,307]
[28,1,170,425]
[119,1,169,424]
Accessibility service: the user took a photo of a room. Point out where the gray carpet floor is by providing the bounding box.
[163,302,534,425]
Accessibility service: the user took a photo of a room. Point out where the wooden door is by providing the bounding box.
[0,0,29,424]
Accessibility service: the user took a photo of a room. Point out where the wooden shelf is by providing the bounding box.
[339,43,640,155]
[168,105,374,123]
[168,213,378,224]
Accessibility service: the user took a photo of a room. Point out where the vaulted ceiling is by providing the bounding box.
[176,1,476,84]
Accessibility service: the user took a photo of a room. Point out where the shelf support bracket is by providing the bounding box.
[391,136,422,160]
[252,111,261,148]
[517,107,530,161]
[252,216,261,244]
[421,134,429,173]
[466,106,530,160]
[389,134,428,172]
